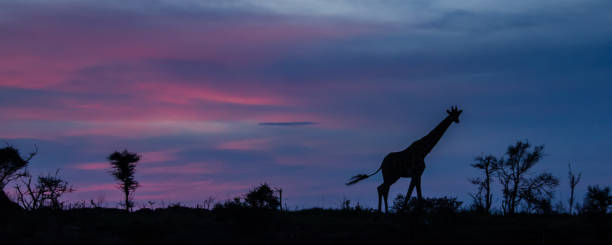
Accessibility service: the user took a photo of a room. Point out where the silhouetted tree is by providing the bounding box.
[275,187,283,212]
[14,174,40,210]
[568,163,581,215]
[495,141,558,214]
[108,150,140,212]
[583,185,612,215]
[469,154,497,213]
[14,169,74,210]
[521,172,559,214]
[245,183,280,210]
[0,145,36,211]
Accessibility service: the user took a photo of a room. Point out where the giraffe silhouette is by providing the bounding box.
[346,106,463,213]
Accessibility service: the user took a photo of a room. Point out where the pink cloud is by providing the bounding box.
[0,4,379,139]
[0,118,232,140]
[0,6,373,90]
[216,138,273,151]
[140,149,180,164]
[132,82,286,106]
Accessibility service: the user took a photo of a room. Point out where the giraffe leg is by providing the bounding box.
[404,178,416,207]
[383,185,390,213]
[415,176,423,201]
[414,176,424,212]
[377,184,384,213]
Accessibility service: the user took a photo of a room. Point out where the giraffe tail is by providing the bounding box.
[345,167,381,185]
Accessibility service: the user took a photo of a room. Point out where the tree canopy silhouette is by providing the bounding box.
[108,150,140,212]
[1,145,36,188]
[469,154,497,213]
[0,145,37,211]
[494,141,558,214]
[245,183,280,210]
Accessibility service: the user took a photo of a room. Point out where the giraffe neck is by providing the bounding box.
[417,116,454,156]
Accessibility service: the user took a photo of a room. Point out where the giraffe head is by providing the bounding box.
[446,106,463,123]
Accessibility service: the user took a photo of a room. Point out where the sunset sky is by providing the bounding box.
[1,0,611,209]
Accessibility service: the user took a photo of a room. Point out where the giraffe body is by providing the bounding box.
[347,106,463,213]
[382,147,425,179]
[376,141,427,213]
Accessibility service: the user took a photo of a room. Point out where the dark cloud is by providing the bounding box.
[258,121,317,126]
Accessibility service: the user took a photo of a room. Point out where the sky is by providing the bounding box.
[1,0,611,209]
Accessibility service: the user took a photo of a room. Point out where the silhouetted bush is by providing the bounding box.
[14,169,74,210]
[164,202,197,213]
[212,183,281,212]
[583,185,612,215]
[524,195,553,214]
[244,183,280,210]
[392,194,462,214]
[337,198,372,214]
[213,197,248,210]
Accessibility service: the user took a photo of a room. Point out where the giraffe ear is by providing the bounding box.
[446,109,451,114]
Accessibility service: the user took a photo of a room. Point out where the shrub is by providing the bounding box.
[392,195,462,214]
[14,170,74,210]
[244,183,280,210]
[583,185,612,215]
[213,197,248,210]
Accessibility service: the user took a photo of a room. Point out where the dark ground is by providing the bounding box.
[1,207,611,245]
